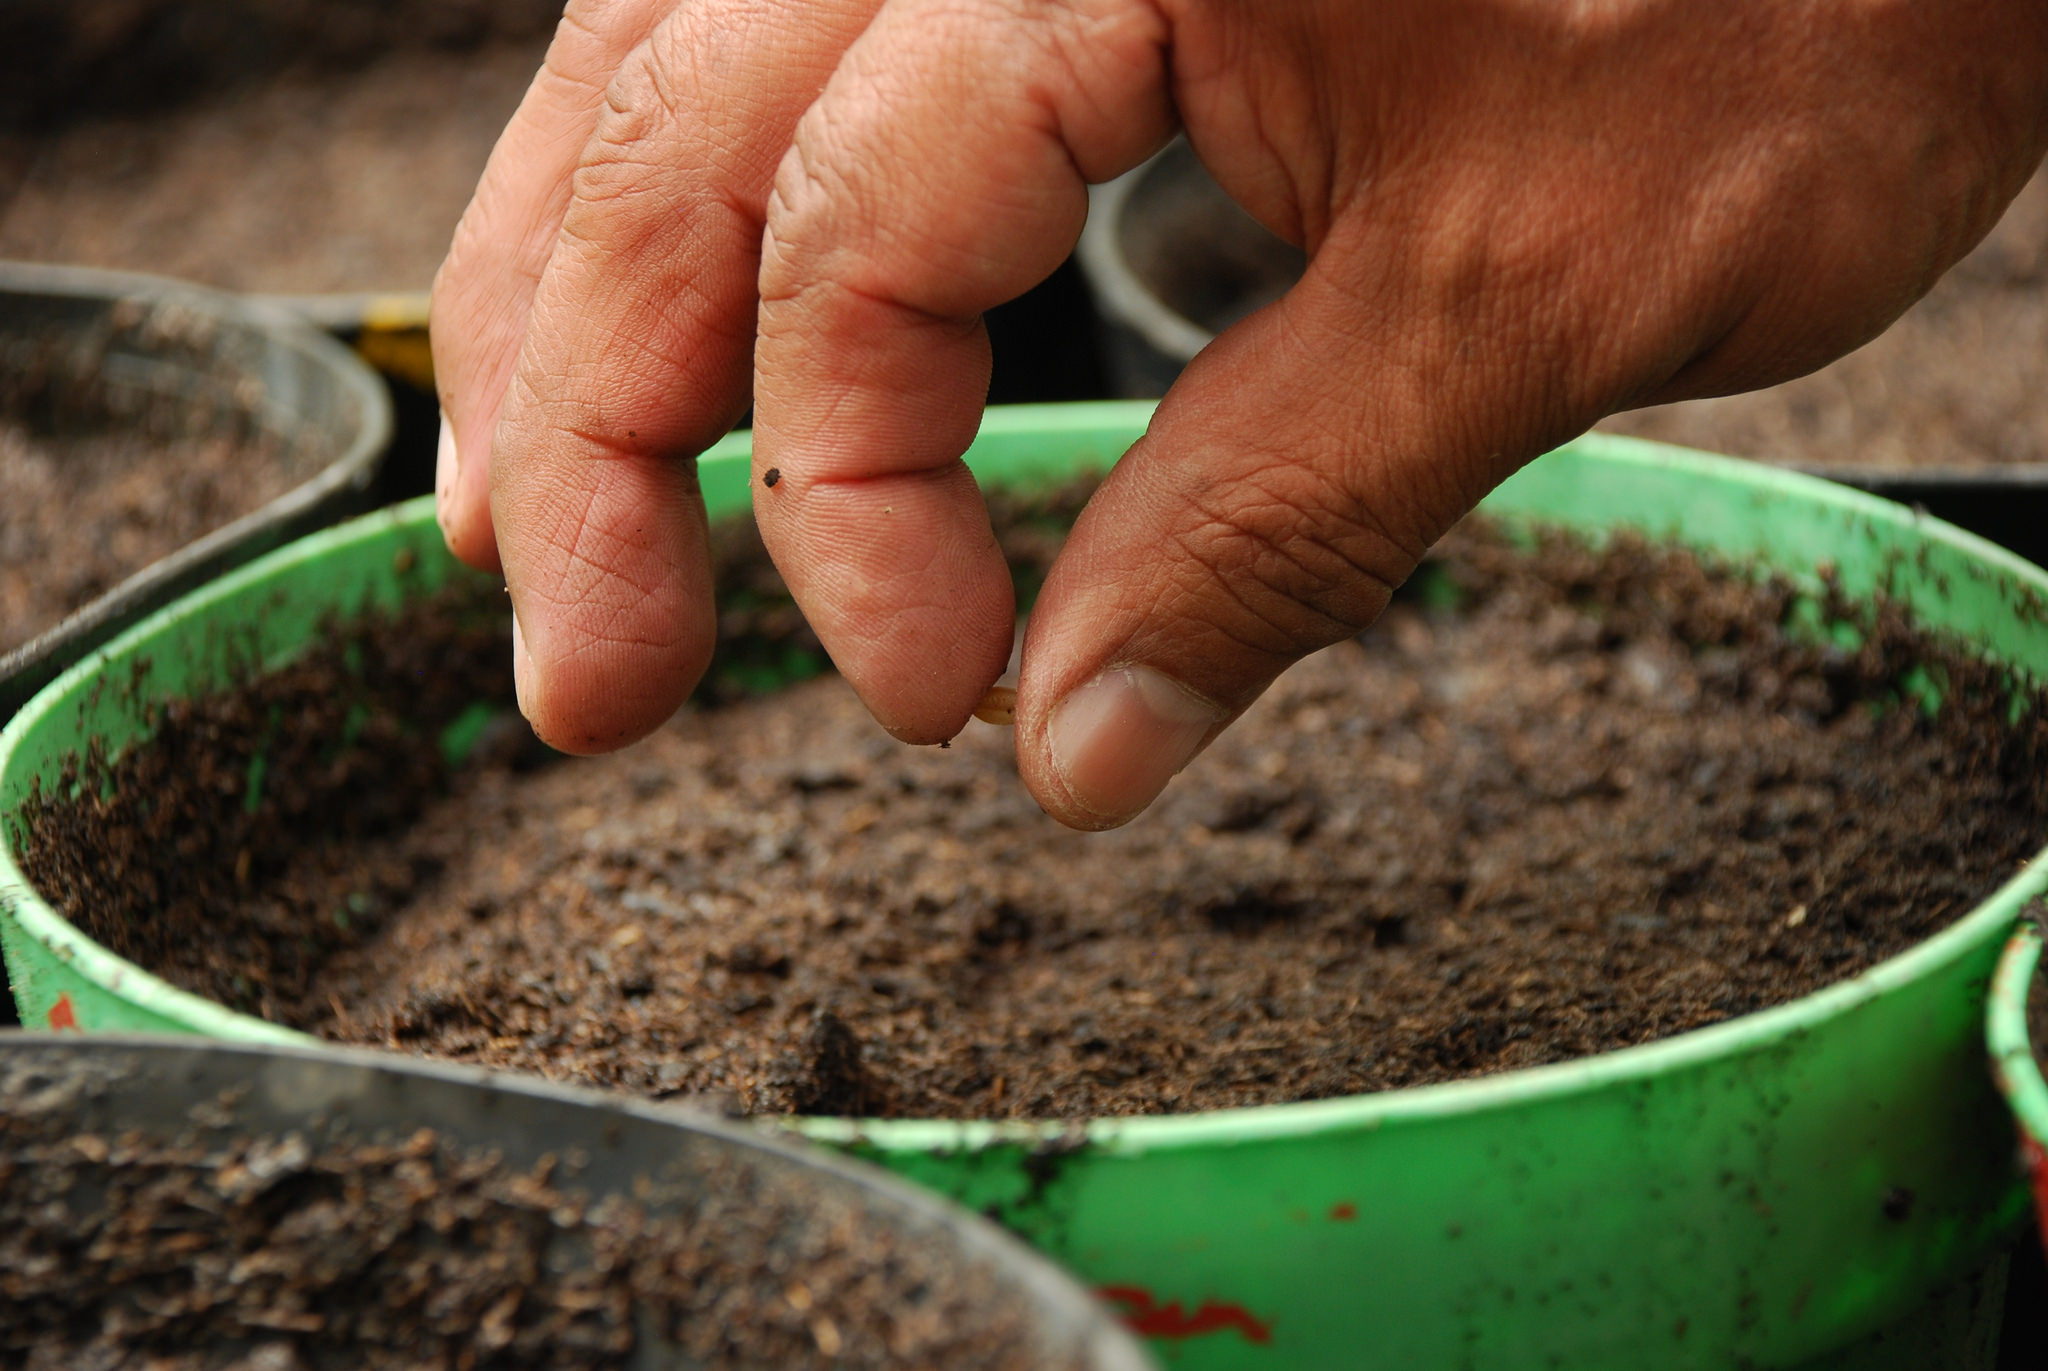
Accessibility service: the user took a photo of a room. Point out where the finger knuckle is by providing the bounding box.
[765,110,861,248]
[1172,467,1420,656]
[576,64,678,206]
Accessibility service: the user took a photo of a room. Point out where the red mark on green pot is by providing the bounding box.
[46,993,78,1031]
[1329,1202,1358,1221]
[1099,1285,1273,1345]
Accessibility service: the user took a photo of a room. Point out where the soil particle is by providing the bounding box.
[17,505,2048,1120]
[0,4,560,294]
[0,1067,1052,1371]
[1599,166,2048,468]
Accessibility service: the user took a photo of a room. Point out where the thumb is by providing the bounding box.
[1013,253,1564,829]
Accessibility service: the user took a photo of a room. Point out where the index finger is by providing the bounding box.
[751,0,1173,743]
[489,0,885,752]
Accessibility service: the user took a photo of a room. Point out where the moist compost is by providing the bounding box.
[18,500,2048,1119]
[0,1061,1050,1371]
[0,420,290,655]
[0,3,560,294]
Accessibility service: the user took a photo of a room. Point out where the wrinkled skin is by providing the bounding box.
[431,0,2048,829]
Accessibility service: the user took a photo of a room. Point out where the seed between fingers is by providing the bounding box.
[972,686,1017,727]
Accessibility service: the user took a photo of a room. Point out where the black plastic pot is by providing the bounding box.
[0,262,391,724]
[0,1033,1154,1371]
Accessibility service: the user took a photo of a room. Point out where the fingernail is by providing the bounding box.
[511,610,533,720]
[435,412,459,526]
[1049,665,1225,823]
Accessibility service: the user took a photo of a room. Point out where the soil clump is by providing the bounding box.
[0,1058,1050,1371]
[0,3,560,294]
[17,498,2048,1119]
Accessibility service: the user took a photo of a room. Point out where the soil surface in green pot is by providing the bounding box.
[16,491,2048,1118]
[0,1,558,295]
[0,1077,1052,1371]
[0,418,301,656]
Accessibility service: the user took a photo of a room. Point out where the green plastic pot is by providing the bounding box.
[2,403,2041,1369]
[1990,919,2048,1259]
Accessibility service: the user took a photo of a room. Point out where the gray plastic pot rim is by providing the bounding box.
[0,261,395,725]
[1078,148,1215,366]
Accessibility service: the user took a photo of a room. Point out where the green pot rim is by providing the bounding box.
[6,404,2048,1157]
[1990,918,2048,1149]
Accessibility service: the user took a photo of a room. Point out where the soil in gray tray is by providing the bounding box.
[0,1066,1052,1371]
[17,483,2048,1119]
[0,1,561,294]
[0,418,295,656]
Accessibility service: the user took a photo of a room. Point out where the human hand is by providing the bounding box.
[431,0,2048,828]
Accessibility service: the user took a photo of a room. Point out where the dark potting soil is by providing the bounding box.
[0,1066,1051,1371]
[18,489,2048,1120]
[1597,164,2048,468]
[0,3,560,295]
[0,420,292,656]
[11,481,1091,1029]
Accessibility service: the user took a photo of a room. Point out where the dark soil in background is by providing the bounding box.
[20,492,2048,1119]
[0,1,561,294]
[0,295,333,658]
[0,1065,1050,1371]
[0,421,288,655]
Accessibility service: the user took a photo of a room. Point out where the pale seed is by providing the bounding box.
[973,685,1017,726]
